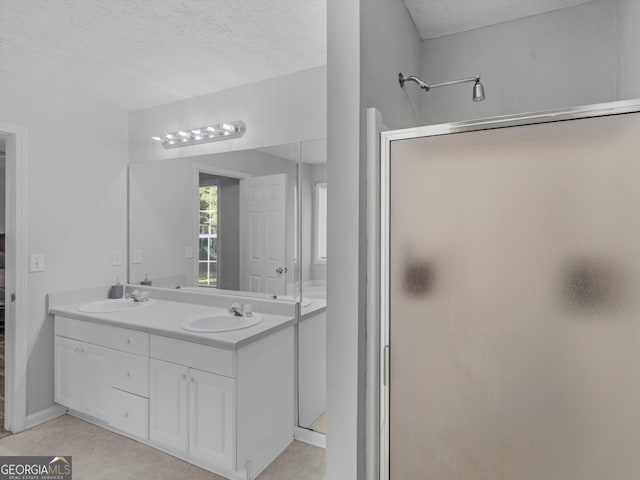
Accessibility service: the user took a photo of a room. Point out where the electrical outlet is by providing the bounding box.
[30,253,45,273]
[185,246,193,259]
[112,250,123,266]
[132,249,142,264]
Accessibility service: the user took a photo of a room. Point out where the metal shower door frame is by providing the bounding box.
[378,98,640,480]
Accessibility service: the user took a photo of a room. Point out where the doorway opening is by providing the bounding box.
[198,182,218,287]
[197,171,240,291]
[0,122,28,434]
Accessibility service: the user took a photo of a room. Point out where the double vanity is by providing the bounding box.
[48,285,310,480]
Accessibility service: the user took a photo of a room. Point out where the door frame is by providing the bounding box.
[377,99,640,480]
[0,122,28,433]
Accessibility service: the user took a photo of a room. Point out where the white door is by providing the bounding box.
[149,359,189,454]
[54,336,82,411]
[82,343,111,421]
[239,174,287,295]
[188,368,235,470]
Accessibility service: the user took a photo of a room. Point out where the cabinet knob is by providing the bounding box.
[191,377,195,382]
[126,339,131,344]
[124,412,129,418]
[126,371,131,377]
[182,374,187,379]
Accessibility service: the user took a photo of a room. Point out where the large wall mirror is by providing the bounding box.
[129,143,301,299]
[128,139,327,436]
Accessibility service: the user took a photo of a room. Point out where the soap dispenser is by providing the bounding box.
[109,278,124,299]
[141,274,152,286]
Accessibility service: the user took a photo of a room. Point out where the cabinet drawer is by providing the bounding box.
[111,351,149,397]
[110,388,149,440]
[150,335,234,378]
[56,316,149,356]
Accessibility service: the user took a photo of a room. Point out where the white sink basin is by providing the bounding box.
[181,313,263,333]
[78,298,154,313]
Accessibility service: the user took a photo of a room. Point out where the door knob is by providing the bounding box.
[275,267,288,274]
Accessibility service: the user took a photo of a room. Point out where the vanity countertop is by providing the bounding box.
[300,298,326,320]
[50,297,296,350]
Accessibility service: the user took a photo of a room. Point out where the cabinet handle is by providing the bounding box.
[126,339,131,345]
[182,374,187,379]
[126,372,131,377]
[124,412,129,418]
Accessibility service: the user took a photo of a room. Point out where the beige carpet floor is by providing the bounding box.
[0,414,325,480]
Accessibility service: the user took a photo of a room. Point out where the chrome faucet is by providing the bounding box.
[129,290,149,302]
[228,302,253,317]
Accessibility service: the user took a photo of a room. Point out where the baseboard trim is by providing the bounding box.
[294,426,326,449]
[25,404,67,429]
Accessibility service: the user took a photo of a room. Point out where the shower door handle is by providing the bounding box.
[10,293,15,303]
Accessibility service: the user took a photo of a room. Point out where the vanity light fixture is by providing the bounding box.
[152,120,246,148]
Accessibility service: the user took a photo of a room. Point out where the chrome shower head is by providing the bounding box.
[399,72,486,102]
[473,78,485,102]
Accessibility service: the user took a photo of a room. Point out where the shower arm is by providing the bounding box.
[399,73,480,91]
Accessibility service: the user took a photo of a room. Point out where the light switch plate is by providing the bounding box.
[112,250,123,266]
[30,253,45,272]
[132,249,142,264]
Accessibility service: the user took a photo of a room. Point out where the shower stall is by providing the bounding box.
[379,99,640,479]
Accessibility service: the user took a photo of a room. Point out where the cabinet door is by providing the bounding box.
[82,343,112,421]
[189,368,235,470]
[149,358,189,454]
[54,336,83,411]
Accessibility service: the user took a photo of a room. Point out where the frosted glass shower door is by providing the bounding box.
[387,110,640,480]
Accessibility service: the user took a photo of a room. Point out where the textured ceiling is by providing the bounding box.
[403,0,596,39]
[0,0,326,111]
[0,0,599,112]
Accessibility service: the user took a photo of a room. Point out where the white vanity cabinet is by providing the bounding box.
[54,336,111,420]
[54,316,150,439]
[148,328,295,479]
[149,357,235,470]
[53,310,295,480]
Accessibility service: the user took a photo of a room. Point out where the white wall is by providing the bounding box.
[419,0,637,124]
[327,0,362,477]
[327,0,422,478]
[0,73,128,416]
[617,0,640,99]
[129,66,327,163]
[0,158,5,233]
[361,0,423,129]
